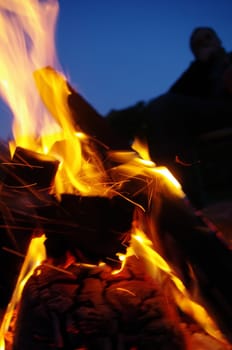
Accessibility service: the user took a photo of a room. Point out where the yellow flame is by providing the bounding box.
[132,136,183,195]
[0,234,46,350]
[0,0,60,150]
[128,229,228,344]
[0,0,110,198]
[132,135,152,162]
[33,67,109,198]
[153,166,181,190]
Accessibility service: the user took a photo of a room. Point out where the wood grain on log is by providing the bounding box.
[12,256,187,350]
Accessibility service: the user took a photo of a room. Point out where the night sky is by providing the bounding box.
[1,0,232,139]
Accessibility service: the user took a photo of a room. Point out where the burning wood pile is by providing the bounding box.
[0,1,232,350]
[1,143,232,350]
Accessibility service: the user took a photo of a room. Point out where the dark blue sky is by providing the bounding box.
[1,0,232,139]
[56,1,232,113]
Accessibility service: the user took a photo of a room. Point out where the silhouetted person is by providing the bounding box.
[106,27,232,207]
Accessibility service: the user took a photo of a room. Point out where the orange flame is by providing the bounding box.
[128,229,228,344]
[0,234,46,350]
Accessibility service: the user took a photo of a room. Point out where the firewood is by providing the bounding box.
[12,256,187,350]
[37,194,135,265]
[1,146,59,190]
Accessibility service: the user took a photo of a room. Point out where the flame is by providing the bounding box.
[132,135,183,193]
[0,234,46,350]
[0,0,108,199]
[0,0,184,201]
[33,66,109,197]
[118,228,228,345]
[0,0,60,151]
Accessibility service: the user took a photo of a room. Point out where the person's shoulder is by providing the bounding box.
[169,59,209,95]
[228,51,232,61]
[173,60,205,81]
[188,59,208,69]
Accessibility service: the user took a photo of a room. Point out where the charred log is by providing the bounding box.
[37,194,135,266]
[0,146,59,307]
[1,146,59,190]
[12,257,187,350]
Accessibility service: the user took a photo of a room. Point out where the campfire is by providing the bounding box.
[0,1,232,349]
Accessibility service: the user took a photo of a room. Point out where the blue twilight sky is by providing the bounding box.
[1,0,232,139]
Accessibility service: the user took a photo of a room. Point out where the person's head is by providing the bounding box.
[190,27,223,61]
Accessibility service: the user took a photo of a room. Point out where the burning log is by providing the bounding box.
[0,146,59,307]
[0,145,135,308]
[36,194,135,265]
[0,146,59,241]
[12,256,188,350]
[7,146,59,190]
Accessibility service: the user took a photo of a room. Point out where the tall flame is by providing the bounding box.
[0,0,109,197]
[0,0,60,150]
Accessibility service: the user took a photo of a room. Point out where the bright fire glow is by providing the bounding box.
[128,229,228,344]
[0,1,229,349]
[133,136,183,194]
[0,234,46,350]
[0,0,60,150]
[0,0,108,198]
[153,166,182,190]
